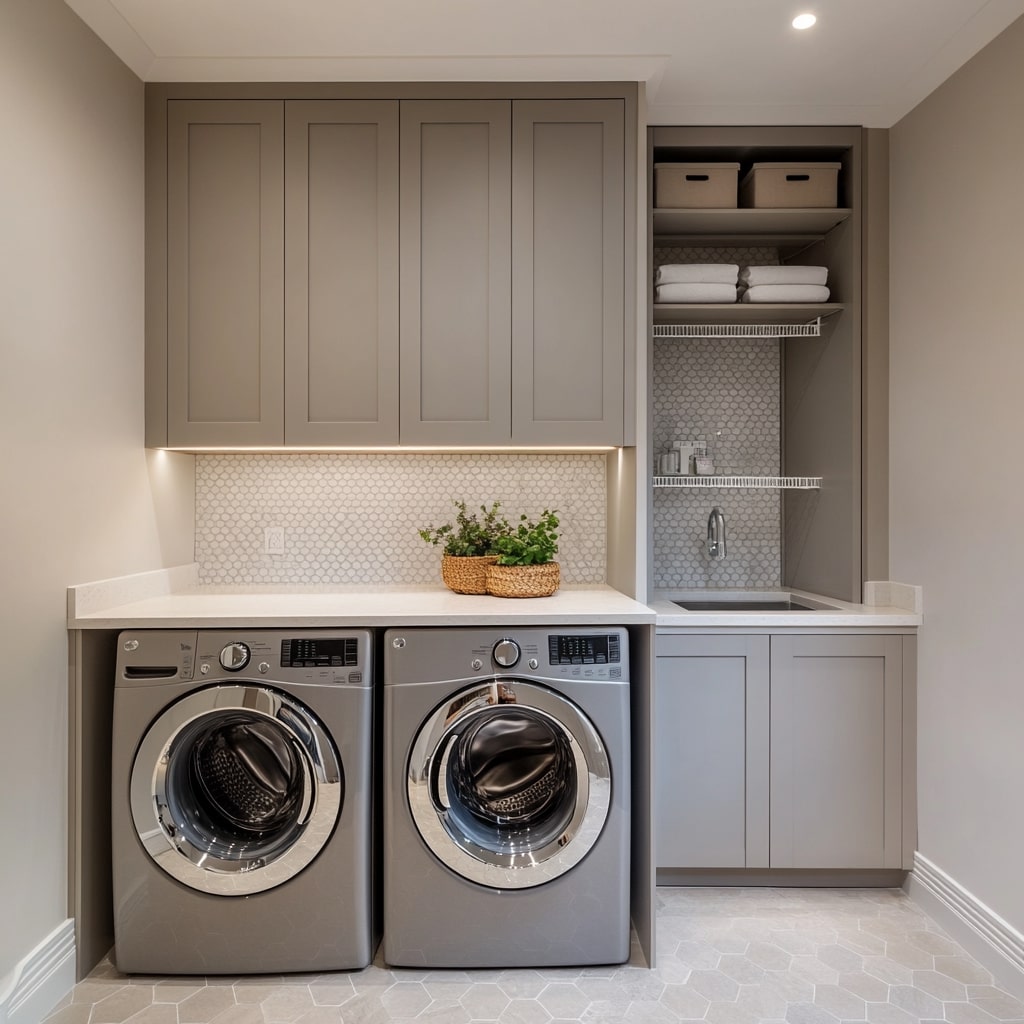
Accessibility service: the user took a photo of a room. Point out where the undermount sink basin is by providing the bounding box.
[663,593,839,614]
[673,598,817,611]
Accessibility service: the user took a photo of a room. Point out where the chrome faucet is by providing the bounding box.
[707,507,727,560]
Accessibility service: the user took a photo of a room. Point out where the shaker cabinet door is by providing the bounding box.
[399,101,512,445]
[655,635,770,871]
[166,100,284,447]
[512,100,625,446]
[770,634,904,869]
[285,101,400,445]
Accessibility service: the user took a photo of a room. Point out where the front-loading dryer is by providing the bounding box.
[112,629,375,975]
[383,626,630,968]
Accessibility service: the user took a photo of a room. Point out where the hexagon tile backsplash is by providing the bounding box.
[652,244,784,590]
[194,453,607,586]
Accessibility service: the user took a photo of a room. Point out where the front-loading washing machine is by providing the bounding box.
[112,629,375,975]
[383,626,630,968]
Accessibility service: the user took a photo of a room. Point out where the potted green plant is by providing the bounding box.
[418,500,510,594]
[486,509,561,598]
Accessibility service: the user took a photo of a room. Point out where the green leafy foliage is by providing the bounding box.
[418,500,510,557]
[492,509,560,566]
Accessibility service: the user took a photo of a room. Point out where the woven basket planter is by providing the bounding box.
[440,554,499,595]
[485,562,561,599]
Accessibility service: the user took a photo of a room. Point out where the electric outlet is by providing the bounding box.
[264,527,285,555]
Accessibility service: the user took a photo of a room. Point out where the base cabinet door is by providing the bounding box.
[655,635,769,869]
[769,634,904,869]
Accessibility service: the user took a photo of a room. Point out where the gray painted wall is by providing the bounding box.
[890,13,1024,933]
[0,0,194,983]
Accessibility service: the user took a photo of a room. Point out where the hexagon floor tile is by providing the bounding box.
[43,888,1024,1024]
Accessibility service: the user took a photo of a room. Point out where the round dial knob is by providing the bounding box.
[492,638,521,668]
[219,642,251,672]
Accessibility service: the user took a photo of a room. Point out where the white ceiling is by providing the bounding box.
[66,0,1024,127]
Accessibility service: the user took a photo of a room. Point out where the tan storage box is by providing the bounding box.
[655,162,740,209]
[740,162,841,208]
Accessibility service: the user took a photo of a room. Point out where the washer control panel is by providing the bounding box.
[116,630,372,688]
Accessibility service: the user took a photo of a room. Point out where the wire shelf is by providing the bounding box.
[653,475,822,490]
[653,320,823,339]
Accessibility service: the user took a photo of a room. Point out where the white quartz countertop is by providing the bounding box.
[67,567,920,629]
[67,567,655,628]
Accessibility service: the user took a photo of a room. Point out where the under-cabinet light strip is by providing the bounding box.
[158,445,619,454]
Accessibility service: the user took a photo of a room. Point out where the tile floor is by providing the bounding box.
[44,887,1024,1024]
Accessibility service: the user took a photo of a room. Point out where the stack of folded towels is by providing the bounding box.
[738,265,830,303]
[654,263,738,304]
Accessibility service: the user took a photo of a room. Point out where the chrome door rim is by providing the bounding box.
[407,679,611,889]
[130,683,342,895]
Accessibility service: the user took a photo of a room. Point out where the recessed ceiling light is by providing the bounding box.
[792,13,817,29]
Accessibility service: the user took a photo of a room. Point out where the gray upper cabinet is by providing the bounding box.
[285,101,400,445]
[165,100,285,447]
[148,87,633,449]
[513,101,625,446]
[399,101,512,445]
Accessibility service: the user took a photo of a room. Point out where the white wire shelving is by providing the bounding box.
[653,321,824,339]
[653,475,822,490]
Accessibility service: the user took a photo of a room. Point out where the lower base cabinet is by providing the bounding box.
[655,631,914,873]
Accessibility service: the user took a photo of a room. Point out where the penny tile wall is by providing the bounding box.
[194,453,607,585]
[652,245,785,591]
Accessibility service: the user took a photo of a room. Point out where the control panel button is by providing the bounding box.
[493,639,521,668]
[219,642,251,672]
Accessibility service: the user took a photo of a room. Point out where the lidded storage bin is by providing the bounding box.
[654,162,740,209]
[740,162,841,208]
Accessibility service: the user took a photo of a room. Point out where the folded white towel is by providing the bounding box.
[741,284,831,303]
[656,282,738,304]
[740,265,828,287]
[656,263,739,285]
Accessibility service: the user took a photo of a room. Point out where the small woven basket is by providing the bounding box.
[441,554,499,595]
[485,562,561,599]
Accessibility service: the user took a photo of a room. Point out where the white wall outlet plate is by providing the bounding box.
[264,526,285,554]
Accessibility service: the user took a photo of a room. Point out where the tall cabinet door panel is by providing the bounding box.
[166,101,284,446]
[399,101,512,445]
[770,634,903,868]
[512,100,624,446]
[655,635,770,870]
[285,101,400,445]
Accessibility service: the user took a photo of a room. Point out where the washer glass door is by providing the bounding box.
[130,684,342,895]
[408,680,610,889]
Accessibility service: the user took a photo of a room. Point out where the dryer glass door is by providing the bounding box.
[408,680,610,889]
[130,684,342,895]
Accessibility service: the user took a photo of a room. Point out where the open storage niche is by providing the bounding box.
[648,126,863,603]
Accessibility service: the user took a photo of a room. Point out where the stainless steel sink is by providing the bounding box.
[673,598,817,611]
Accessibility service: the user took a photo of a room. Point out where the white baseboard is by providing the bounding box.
[0,920,76,1024]
[907,852,1024,1002]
